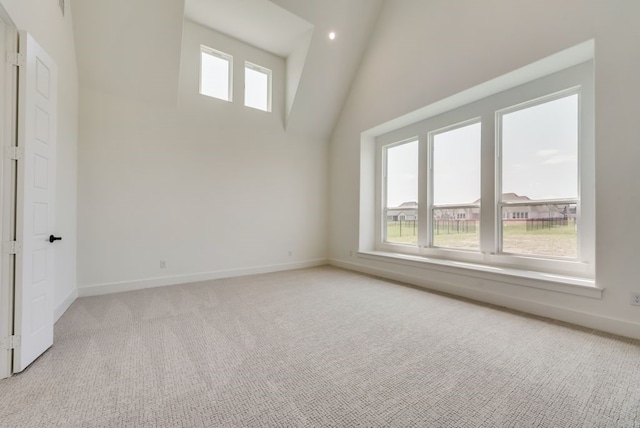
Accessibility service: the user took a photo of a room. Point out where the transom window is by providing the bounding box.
[200,46,233,102]
[375,61,594,277]
[244,62,272,112]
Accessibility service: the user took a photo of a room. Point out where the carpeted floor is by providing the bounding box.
[0,266,639,427]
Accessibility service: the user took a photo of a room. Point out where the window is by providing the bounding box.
[383,140,418,245]
[244,62,272,112]
[374,60,594,278]
[431,121,481,250]
[499,92,579,258]
[200,46,232,101]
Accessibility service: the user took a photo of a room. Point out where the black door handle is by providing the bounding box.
[49,235,62,243]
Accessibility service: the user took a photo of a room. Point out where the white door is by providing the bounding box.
[13,32,57,372]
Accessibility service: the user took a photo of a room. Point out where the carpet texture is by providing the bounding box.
[0,266,639,427]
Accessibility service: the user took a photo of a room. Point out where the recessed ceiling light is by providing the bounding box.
[329,32,336,40]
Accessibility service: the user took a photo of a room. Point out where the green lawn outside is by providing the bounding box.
[386,221,418,244]
[386,220,576,257]
[502,220,576,258]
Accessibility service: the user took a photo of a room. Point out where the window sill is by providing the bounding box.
[358,250,602,299]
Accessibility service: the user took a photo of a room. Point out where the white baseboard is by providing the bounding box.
[54,288,78,322]
[330,258,640,341]
[78,259,329,297]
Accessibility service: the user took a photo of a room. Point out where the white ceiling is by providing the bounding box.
[184,0,314,58]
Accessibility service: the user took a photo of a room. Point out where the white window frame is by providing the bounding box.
[374,61,594,278]
[199,45,233,102]
[381,138,420,246]
[428,118,482,250]
[496,88,582,259]
[244,61,272,112]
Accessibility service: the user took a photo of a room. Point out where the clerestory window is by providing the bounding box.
[244,62,272,112]
[200,45,233,102]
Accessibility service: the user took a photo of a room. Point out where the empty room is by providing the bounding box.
[0,0,639,426]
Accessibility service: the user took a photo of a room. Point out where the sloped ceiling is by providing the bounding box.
[269,0,384,138]
[72,0,384,140]
[184,0,314,58]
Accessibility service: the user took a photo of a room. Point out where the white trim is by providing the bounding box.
[329,258,640,341]
[357,250,600,297]
[54,288,77,322]
[78,259,328,297]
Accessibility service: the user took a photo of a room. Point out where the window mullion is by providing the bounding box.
[421,133,433,249]
[481,113,497,256]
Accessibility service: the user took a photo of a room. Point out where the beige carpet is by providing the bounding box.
[0,266,639,427]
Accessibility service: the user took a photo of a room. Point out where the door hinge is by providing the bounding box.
[6,52,25,67]
[5,241,21,255]
[2,335,20,350]
[5,146,23,160]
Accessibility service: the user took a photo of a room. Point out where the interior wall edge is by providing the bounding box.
[329,258,640,341]
[54,288,77,323]
[77,258,329,297]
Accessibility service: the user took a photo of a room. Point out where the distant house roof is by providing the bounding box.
[502,193,532,202]
[387,201,418,217]
[472,193,531,204]
[390,195,567,215]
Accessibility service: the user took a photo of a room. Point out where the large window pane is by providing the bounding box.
[432,122,481,249]
[500,93,579,258]
[502,203,577,258]
[433,122,481,205]
[385,140,418,244]
[502,94,578,200]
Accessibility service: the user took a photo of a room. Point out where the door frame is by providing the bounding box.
[0,5,18,380]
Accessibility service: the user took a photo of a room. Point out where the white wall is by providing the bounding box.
[330,0,640,338]
[72,0,185,108]
[77,20,328,294]
[0,0,79,319]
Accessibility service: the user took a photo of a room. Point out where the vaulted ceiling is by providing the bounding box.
[72,0,384,139]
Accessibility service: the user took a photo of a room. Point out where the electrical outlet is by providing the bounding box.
[288,250,293,257]
[631,292,640,306]
[160,260,166,269]
[349,250,353,257]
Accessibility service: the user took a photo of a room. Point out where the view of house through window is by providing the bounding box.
[500,93,579,257]
[376,61,593,275]
[432,121,481,249]
[384,140,418,245]
[200,46,232,101]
